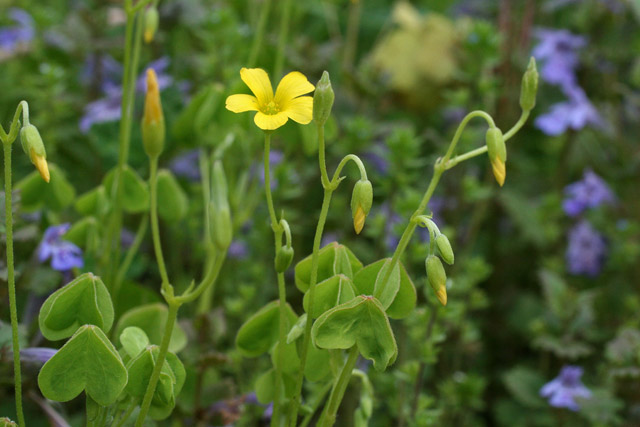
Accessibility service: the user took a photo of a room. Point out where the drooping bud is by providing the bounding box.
[142,68,165,159]
[313,71,335,125]
[425,255,447,306]
[275,245,294,273]
[20,124,50,183]
[143,6,159,43]
[486,127,506,187]
[435,234,454,265]
[520,57,538,112]
[350,179,373,234]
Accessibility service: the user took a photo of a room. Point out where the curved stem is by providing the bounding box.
[176,249,225,304]
[149,157,171,290]
[330,154,367,186]
[503,110,529,141]
[4,142,25,427]
[318,346,359,427]
[134,301,180,427]
[317,124,331,189]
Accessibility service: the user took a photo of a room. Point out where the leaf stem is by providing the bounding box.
[3,140,25,427]
[149,157,171,290]
[318,346,359,427]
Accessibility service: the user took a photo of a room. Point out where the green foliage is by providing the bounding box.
[235,300,297,357]
[114,304,187,353]
[103,166,150,213]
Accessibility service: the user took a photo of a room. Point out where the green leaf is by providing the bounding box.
[64,217,97,248]
[286,313,306,344]
[75,186,109,216]
[119,326,150,358]
[254,368,296,404]
[312,296,397,371]
[304,343,331,382]
[38,325,127,406]
[39,273,114,341]
[502,367,546,408]
[386,262,417,319]
[115,303,187,353]
[15,164,76,212]
[236,300,297,357]
[294,242,363,293]
[103,166,149,213]
[303,274,357,318]
[157,169,188,222]
[353,259,399,310]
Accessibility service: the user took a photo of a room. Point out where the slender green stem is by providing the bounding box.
[299,381,333,427]
[248,0,273,67]
[134,302,180,427]
[263,133,288,427]
[175,249,225,304]
[503,110,530,141]
[317,124,331,189]
[114,400,137,427]
[330,154,367,184]
[274,0,293,79]
[3,141,25,427]
[112,215,148,304]
[318,346,359,427]
[342,0,362,70]
[149,157,171,290]
[129,0,155,15]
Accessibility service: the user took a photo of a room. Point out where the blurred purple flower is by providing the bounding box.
[377,203,403,252]
[533,29,586,90]
[540,365,591,411]
[363,145,390,176]
[169,149,202,182]
[321,232,340,247]
[19,348,57,365]
[563,169,614,217]
[80,57,173,132]
[535,86,602,136]
[0,8,34,53]
[228,240,248,259]
[38,224,84,272]
[81,53,123,92]
[566,220,606,277]
[263,402,273,421]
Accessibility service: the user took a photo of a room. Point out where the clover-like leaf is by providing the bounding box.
[353,259,416,318]
[303,274,357,318]
[39,273,114,341]
[236,300,297,357]
[295,242,363,293]
[114,303,187,353]
[103,165,149,213]
[38,325,127,406]
[17,164,76,212]
[119,326,150,358]
[312,296,397,371]
[254,368,296,404]
[157,169,188,222]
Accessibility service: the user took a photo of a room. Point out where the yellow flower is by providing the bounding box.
[226,68,315,131]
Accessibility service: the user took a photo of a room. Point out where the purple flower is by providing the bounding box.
[228,240,248,259]
[363,145,390,176]
[563,169,615,217]
[80,57,173,132]
[38,224,84,272]
[0,8,34,53]
[533,29,586,91]
[19,347,57,365]
[81,53,123,92]
[540,366,592,411]
[169,149,202,182]
[535,86,602,136]
[566,220,606,277]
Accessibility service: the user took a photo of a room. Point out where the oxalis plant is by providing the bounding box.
[225,58,539,427]
[0,2,538,425]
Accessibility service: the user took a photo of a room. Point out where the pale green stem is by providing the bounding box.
[113,400,137,427]
[342,0,362,70]
[148,157,171,290]
[274,0,293,79]
[3,140,25,427]
[134,301,180,427]
[318,346,359,427]
[112,215,148,304]
[175,250,225,304]
[299,381,333,427]
[248,0,273,67]
[263,133,288,427]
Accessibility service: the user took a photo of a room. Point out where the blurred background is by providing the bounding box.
[1,0,639,425]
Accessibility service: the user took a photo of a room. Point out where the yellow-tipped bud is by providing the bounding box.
[142,68,165,159]
[31,148,50,183]
[143,6,159,43]
[354,205,366,234]
[490,157,506,187]
[435,286,447,306]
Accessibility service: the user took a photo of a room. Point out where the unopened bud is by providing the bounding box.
[520,57,538,112]
[435,234,454,265]
[426,255,447,306]
[275,245,294,273]
[20,124,49,183]
[486,127,506,187]
[142,69,165,159]
[313,71,334,125]
[143,6,159,43]
[209,204,232,250]
[350,179,373,234]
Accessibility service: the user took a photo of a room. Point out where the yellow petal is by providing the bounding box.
[254,111,289,131]
[354,205,365,234]
[240,68,273,106]
[225,94,259,113]
[435,286,447,306]
[31,149,50,183]
[275,71,315,105]
[491,158,506,187]
[144,69,163,125]
[283,96,313,124]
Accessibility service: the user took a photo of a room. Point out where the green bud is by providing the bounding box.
[486,127,506,163]
[142,69,165,159]
[435,234,454,265]
[313,71,334,125]
[157,169,188,222]
[209,203,232,250]
[425,255,447,306]
[519,57,538,112]
[350,179,373,234]
[143,6,159,43]
[20,124,50,182]
[275,245,294,273]
[211,160,229,210]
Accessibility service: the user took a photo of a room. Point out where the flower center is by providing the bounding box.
[263,100,280,115]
